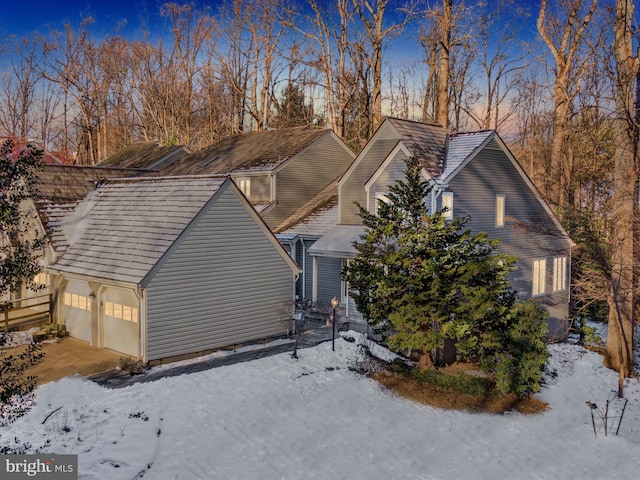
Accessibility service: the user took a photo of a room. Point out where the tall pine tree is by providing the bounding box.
[343,157,548,395]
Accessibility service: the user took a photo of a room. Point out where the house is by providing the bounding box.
[280,117,573,339]
[97,141,191,171]
[3,162,156,326]
[46,176,299,362]
[160,127,355,229]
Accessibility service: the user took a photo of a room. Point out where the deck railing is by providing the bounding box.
[2,293,53,332]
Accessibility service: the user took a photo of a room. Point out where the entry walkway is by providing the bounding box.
[89,325,335,389]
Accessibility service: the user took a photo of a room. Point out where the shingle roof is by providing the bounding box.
[441,131,494,180]
[35,165,158,253]
[99,142,191,170]
[386,118,448,177]
[161,127,330,176]
[49,176,228,284]
[36,164,156,204]
[274,180,339,235]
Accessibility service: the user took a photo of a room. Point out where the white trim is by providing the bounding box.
[445,133,573,245]
[552,256,567,292]
[532,258,547,296]
[496,194,505,227]
[442,192,454,219]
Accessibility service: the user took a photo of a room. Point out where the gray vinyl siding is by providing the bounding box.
[262,133,354,228]
[233,174,271,203]
[340,138,399,224]
[303,239,315,300]
[368,150,410,212]
[316,256,342,307]
[145,188,294,361]
[444,141,571,337]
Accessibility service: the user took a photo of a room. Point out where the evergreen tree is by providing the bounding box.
[0,139,45,427]
[273,83,314,129]
[343,157,548,395]
[1,139,46,303]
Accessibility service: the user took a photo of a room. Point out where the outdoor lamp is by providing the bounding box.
[331,297,339,351]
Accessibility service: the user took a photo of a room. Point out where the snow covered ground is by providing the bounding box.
[2,332,640,480]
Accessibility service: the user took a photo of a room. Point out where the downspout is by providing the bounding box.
[136,287,146,363]
[312,256,318,303]
[302,240,307,299]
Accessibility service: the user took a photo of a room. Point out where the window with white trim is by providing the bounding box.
[374,192,390,216]
[64,292,92,311]
[236,177,251,198]
[553,256,567,292]
[532,259,546,296]
[104,301,139,323]
[496,194,505,227]
[441,192,453,220]
[33,272,50,286]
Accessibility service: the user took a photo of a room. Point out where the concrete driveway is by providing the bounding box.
[15,337,122,385]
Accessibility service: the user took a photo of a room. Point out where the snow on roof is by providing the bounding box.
[35,164,159,253]
[307,224,365,258]
[440,131,494,180]
[274,179,340,236]
[50,176,229,284]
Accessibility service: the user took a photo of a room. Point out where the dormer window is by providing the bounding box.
[236,177,251,198]
[442,192,453,220]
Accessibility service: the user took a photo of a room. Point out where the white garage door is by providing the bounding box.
[101,288,140,358]
[62,281,92,342]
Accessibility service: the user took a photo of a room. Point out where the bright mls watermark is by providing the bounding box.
[1,455,77,479]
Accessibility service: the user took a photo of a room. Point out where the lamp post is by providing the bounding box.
[331,297,339,351]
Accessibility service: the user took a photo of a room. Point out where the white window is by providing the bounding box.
[533,259,546,296]
[34,272,49,286]
[553,256,567,292]
[496,194,505,227]
[236,177,251,198]
[374,192,390,216]
[105,301,138,322]
[64,292,91,310]
[442,192,453,220]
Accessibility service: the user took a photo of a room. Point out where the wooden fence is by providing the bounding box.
[2,293,53,332]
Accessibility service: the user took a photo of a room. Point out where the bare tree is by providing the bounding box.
[0,35,46,141]
[465,1,528,131]
[605,0,637,395]
[537,0,599,211]
[418,0,471,130]
[353,0,408,131]
[295,0,354,136]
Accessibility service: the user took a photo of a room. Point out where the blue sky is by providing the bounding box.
[1,0,160,37]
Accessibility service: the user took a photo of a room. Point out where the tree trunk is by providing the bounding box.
[436,0,451,129]
[418,350,435,370]
[605,0,637,397]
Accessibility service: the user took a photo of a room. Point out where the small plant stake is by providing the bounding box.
[586,398,628,438]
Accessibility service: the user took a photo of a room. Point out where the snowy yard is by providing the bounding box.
[2,332,640,480]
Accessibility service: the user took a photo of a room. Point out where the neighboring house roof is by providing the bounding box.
[441,131,494,181]
[274,179,340,235]
[161,127,331,175]
[307,224,365,258]
[386,117,448,177]
[35,165,158,253]
[99,142,191,170]
[48,176,299,285]
[1,137,64,164]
